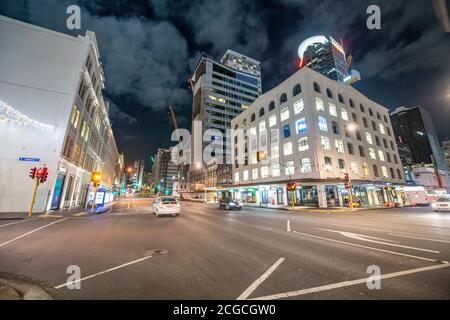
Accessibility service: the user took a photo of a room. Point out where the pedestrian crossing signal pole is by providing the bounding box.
[28,166,48,218]
[91,172,102,212]
[344,173,353,208]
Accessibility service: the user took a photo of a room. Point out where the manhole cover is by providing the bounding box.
[145,249,168,257]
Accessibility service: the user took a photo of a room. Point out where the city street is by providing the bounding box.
[0,199,449,300]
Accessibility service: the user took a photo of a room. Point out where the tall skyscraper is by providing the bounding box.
[152,149,178,195]
[189,50,262,193]
[298,35,360,84]
[390,106,448,171]
[132,160,145,191]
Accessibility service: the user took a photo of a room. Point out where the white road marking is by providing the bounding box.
[317,228,439,254]
[0,218,38,228]
[237,257,285,300]
[0,218,69,248]
[127,201,131,210]
[287,220,291,232]
[291,230,439,262]
[250,263,450,300]
[389,233,450,244]
[55,255,153,289]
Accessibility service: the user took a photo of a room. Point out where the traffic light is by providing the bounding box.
[39,167,48,183]
[344,173,351,189]
[29,167,37,179]
[287,182,296,191]
[36,167,44,179]
[91,171,101,187]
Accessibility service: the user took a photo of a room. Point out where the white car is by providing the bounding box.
[152,197,180,217]
[432,197,450,212]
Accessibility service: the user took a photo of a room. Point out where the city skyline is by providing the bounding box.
[1,0,449,166]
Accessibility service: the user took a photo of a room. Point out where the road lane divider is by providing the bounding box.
[54,249,168,289]
[250,262,450,300]
[237,257,285,300]
[290,230,440,263]
[0,218,39,228]
[317,228,440,254]
[0,218,69,248]
[388,233,450,244]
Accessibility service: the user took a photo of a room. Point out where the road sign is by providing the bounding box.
[19,157,40,162]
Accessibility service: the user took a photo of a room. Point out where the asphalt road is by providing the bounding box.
[0,198,449,300]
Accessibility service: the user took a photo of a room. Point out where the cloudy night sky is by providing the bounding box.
[1,0,449,168]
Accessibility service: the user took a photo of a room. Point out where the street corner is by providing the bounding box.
[0,272,66,300]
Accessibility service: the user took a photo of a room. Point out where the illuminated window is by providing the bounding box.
[363,163,370,176]
[365,132,373,145]
[269,114,277,127]
[252,168,258,180]
[293,99,304,114]
[80,120,87,138]
[300,158,312,173]
[295,118,307,133]
[261,166,269,178]
[280,107,289,121]
[285,161,295,175]
[271,144,279,158]
[340,107,349,121]
[234,172,239,183]
[369,148,376,160]
[335,139,344,153]
[243,170,249,181]
[379,123,386,135]
[259,120,266,132]
[321,136,330,150]
[272,164,281,177]
[351,161,359,175]
[316,97,325,112]
[378,150,385,162]
[329,103,337,117]
[283,141,293,155]
[298,137,309,151]
[71,107,80,128]
[318,116,328,132]
[381,166,389,178]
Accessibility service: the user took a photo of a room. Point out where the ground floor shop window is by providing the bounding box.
[325,185,339,207]
[288,186,318,206]
[353,186,369,207]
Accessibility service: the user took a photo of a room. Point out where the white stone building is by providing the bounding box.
[229,67,405,208]
[0,15,120,213]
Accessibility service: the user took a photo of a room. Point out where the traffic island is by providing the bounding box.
[0,272,65,300]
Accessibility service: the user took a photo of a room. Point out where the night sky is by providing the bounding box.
[1,0,450,169]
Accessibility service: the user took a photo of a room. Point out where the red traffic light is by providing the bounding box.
[29,167,37,179]
[287,182,296,191]
[39,167,48,183]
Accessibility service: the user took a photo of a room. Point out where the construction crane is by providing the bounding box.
[346,54,353,69]
[168,104,180,142]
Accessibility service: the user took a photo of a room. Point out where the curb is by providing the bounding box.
[0,272,66,300]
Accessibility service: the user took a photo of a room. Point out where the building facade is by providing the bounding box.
[132,160,145,191]
[152,149,178,195]
[390,106,449,189]
[189,50,261,196]
[441,140,450,167]
[229,67,404,208]
[0,16,121,213]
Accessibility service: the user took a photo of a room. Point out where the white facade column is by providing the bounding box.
[282,186,288,206]
[317,184,327,208]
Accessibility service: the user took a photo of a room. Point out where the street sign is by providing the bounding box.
[19,157,40,162]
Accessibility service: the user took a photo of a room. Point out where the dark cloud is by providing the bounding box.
[1,0,450,161]
[106,99,138,125]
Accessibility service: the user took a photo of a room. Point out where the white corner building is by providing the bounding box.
[229,67,405,208]
[0,15,121,213]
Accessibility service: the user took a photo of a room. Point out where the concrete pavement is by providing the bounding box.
[0,198,449,299]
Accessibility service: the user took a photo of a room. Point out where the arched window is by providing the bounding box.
[313,82,321,93]
[326,88,333,99]
[269,101,275,111]
[338,94,344,103]
[234,124,238,130]
[292,84,301,96]
[259,107,265,117]
[280,93,287,105]
[242,118,247,126]
[251,113,256,122]
[349,99,355,108]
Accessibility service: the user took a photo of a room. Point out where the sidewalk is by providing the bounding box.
[0,206,86,220]
[0,272,65,300]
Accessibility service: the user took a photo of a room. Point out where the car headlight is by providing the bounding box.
[229,202,236,206]
[431,203,437,208]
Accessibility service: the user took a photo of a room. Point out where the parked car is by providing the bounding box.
[218,198,243,210]
[432,197,450,212]
[152,197,180,217]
